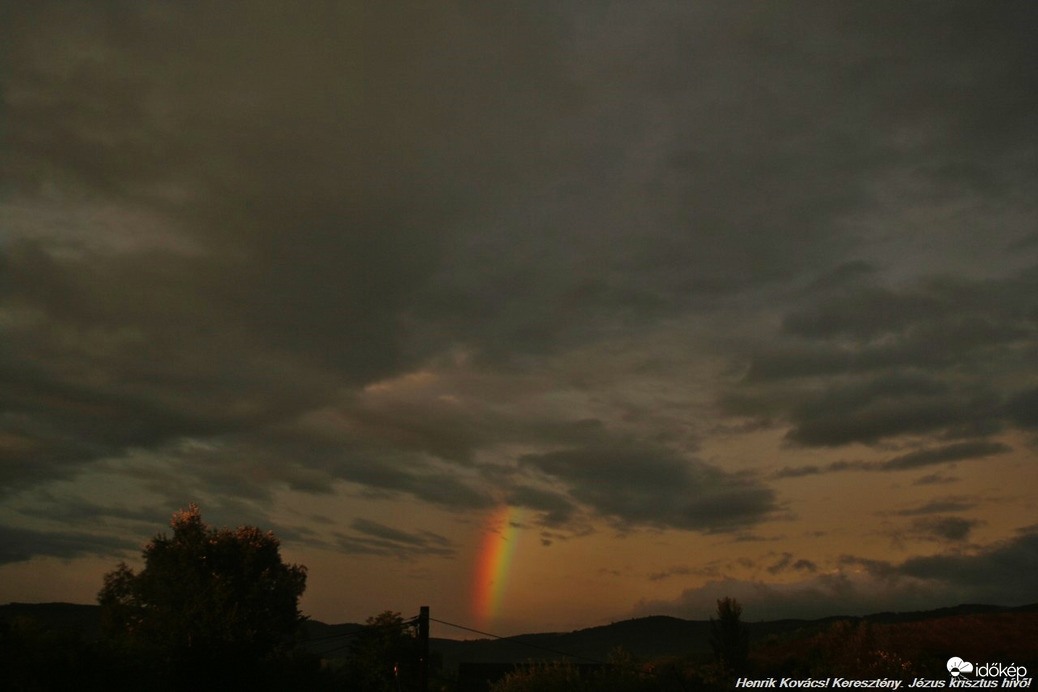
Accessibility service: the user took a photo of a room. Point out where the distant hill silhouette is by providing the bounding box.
[0,602,102,640]
[4,601,1036,671]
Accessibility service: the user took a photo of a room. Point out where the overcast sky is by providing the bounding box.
[1,1,1036,636]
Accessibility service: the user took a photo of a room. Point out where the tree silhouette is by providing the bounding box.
[343,610,420,692]
[98,504,309,687]
[710,597,749,673]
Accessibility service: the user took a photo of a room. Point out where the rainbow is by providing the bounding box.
[472,505,520,626]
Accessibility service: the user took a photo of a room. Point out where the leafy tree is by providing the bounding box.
[97,504,309,688]
[710,597,749,673]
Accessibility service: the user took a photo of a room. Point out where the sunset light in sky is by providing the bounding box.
[1,2,1036,637]
[473,506,522,629]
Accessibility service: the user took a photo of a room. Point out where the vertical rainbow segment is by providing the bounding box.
[472,505,519,626]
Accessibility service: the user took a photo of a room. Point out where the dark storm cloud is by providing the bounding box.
[0,0,575,492]
[256,426,495,509]
[731,268,1038,450]
[311,450,494,514]
[786,382,1000,448]
[520,443,776,532]
[773,441,1011,479]
[0,0,1035,539]
[912,472,959,486]
[764,553,818,575]
[348,466,492,512]
[885,513,984,548]
[909,516,981,542]
[857,527,1038,605]
[1008,233,1038,252]
[793,559,818,573]
[881,441,1011,471]
[772,460,873,479]
[896,528,1038,598]
[766,553,793,575]
[2,0,578,367]
[784,270,1038,343]
[0,523,135,565]
[0,236,344,497]
[334,519,455,561]
[504,485,577,528]
[772,465,823,480]
[891,497,977,516]
[16,495,165,527]
[803,261,880,294]
[1004,387,1038,429]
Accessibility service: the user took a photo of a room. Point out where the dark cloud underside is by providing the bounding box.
[520,444,775,531]
[0,1,1035,563]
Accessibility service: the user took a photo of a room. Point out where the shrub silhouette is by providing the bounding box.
[491,659,585,692]
[490,649,659,692]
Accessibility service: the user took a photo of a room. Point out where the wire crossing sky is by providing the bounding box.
[0,1,1036,634]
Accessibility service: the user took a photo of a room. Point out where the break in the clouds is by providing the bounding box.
[1,1,1036,629]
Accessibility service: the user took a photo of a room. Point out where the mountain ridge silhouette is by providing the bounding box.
[4,600,1036,670]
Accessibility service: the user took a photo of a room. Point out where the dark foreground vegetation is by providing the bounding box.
[1,506,330,691]
[5,600,1035,691]
[456,606,1038,692]
[1,507,1035,690]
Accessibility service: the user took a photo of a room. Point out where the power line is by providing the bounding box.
[427,616,609,665]
[308,611,686,691]
[307,616,418,643]
[309,641,355,657]
[306,628,366,643]
[426,614,687,690]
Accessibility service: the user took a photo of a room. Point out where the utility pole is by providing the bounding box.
[418,606,429,692]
